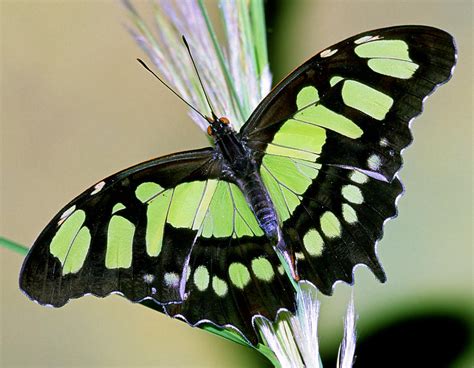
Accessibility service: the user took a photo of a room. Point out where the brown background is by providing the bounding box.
[1,1,472,367]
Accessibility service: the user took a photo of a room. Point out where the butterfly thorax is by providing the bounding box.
[212,118,281,243]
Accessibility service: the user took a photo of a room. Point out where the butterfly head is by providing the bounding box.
[206,116,232,137]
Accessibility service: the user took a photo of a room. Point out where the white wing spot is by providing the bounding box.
[212,276,228,297]
[320,211,342,238]
[354,35,382,44]
[342,203,358,224]
[164,272,180,288]
[143,274,155,284]
[350,170,369,184]
[296,252,305,260]
[354,35,373,44]
[193,265,210,292]
[380,138,389,147]
[367,154,382,171]
[57,205,76,226]
[151,287,157,294]
[91,181,105,195]
[342,185,364,205]
[320,48,338,58]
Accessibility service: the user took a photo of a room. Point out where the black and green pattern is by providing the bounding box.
[20,26,456,343]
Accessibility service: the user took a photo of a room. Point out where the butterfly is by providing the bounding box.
[20,25,456,344]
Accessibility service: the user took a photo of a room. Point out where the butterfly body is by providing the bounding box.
[211,115,296,276]
[20,26,456,344]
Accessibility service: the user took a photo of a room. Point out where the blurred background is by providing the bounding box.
[1,1,472,367]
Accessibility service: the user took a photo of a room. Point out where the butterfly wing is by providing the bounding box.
[20,147,294,343]
[20,148,221,306]
[163,233,294,342]
[261,156,402,293]
[241,25,456,293]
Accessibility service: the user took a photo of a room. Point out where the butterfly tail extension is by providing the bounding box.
[274,235,299,282]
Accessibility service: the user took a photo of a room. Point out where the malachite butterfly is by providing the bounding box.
[20,26,456,344]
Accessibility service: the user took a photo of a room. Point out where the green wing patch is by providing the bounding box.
[135,179,262,241]
[354,38,419,79]
[261,155,321,222]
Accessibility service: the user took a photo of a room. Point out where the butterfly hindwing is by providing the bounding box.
[258,150,402,292]
[282,166,403,293]
[165,235,294,343]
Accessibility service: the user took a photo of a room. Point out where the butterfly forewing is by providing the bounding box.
[243,25,456,180]
[20,148,221,306]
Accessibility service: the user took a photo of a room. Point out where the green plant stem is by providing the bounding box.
[0,237,29,256]
[249,0,268,76]
[197,0,247,121]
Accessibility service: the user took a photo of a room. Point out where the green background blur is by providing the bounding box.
[1,1,472,367]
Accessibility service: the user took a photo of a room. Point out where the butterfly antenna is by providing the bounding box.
[182,36,218,120]
[136,58,207,120]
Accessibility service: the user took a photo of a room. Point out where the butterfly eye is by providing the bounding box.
[220,117,230,125]
[207,126,213,136]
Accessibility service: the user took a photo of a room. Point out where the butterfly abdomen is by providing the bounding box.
[233,160,300,279]
[236,170,280,241]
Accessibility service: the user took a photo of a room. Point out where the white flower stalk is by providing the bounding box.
[290,282,323,367]
[123,0,271,132]
[256,282,323,368]
[257,283,357,368]
[337,292,357,368]
[124,1,357,367]
[256,316,305,368]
